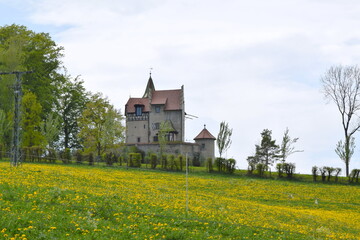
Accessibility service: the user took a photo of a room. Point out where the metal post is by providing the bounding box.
[12,73,21,166]
[185,153,189,216]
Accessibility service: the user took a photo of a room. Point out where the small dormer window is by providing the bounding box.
[155,106,160,113]
[135,105,143,116]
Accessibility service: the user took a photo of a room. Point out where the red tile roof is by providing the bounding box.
[151,89,182,110]
[194,128,216,140]
[125,77,183,114]
[151,96,167,105]
[125,98,151,113]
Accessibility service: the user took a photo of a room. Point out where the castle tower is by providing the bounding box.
[194,125,216,160]
[125,74,185,144]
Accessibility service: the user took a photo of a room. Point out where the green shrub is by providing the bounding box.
[21,147,30,162]
[349,169,360,183]
[215,157,225,172]
[284,163,296,179]
[168,154,176,171]
[177,155,185,171]
[118,156,123,166]
[312,166,318,182]
[226,158,236,174]
[161,154,168,170]
[276,163,284,177]
[0,144,3,160]
[334,168,341,182]
[150,153,157,169]
[88,153,94,165]
[129,153,141,168]
[324,166,334,182]
[319,167,326,182]
[113,153,118,164]
[206,158,213,172]
[256,163,267,176]
[63,148,72,164]
[129,146,145,163]
[76,150,83,164]
[105,152,114,166]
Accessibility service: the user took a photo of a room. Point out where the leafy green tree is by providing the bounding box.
[248,129,279,169]
[0,109,11,147]
[216,121,232,158]
[21,91,45,147]
[279,127,303,163]
[257,129,279,166]
[335,137,355,173]
[56,73,87,149]
[40,112,60,149]
[0,24,64,117]
[79,93,124,156]
[158,121,173,158]
[0,35,25,114]
[0,24,66,156]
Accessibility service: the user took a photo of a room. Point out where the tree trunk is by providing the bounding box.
[345,136,350,177]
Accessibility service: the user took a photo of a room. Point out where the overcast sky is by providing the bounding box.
[1,0,360,173]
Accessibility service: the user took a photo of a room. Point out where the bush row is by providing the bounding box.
[312,166,342,182]
[205,157,236,174]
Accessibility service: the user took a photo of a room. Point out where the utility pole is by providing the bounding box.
[0,71,33,166]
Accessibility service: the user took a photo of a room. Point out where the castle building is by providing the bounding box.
[125,75,216,160]
[125,74,184,144]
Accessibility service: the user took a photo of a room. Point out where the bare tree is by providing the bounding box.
[217,121,232,158]
[279,127,303,163]
[321,65,360,177]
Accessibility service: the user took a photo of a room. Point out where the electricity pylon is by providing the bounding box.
[0,71,33,166]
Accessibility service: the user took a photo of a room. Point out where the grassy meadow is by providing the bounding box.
[0,161,359,239]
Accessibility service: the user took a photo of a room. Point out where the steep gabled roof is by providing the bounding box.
[125,76,183,114]
[125,98,151,114]
[143,75,155,98]
[151,89,182,110]
[194,126,216,140]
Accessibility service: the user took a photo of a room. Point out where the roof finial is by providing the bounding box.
[149,67,153,77]
[204,124,206,129]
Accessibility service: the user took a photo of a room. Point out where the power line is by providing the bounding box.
[0,71,33,166]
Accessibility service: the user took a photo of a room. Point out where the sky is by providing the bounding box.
[1,0,360,174]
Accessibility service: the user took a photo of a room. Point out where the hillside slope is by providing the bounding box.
[0,162,359,239]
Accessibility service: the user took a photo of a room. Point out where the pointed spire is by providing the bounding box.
[143,71,155,98]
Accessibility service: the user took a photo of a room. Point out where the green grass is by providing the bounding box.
[0,161,359,239]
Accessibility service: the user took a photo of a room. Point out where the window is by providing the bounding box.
[135,106,142,116]
[166,133,175,141]
[201,143,206,150]
[153,135,158,142]
[155,106,160,113]
[144,124,146,129]
[137,137,141,143]
[152,123,160,130]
